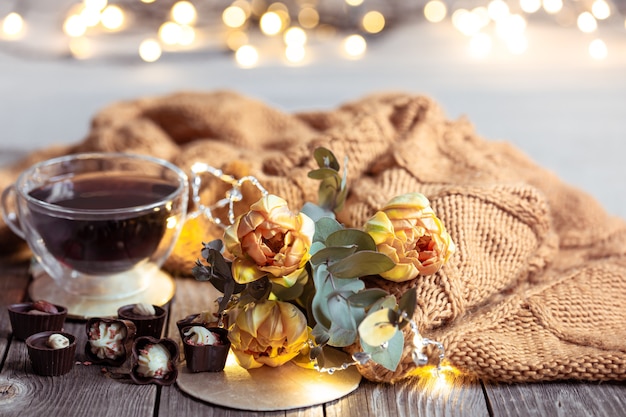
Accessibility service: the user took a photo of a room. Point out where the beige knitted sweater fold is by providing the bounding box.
[2,90,625,383]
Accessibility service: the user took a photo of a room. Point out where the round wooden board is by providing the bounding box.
[176,348,362,411]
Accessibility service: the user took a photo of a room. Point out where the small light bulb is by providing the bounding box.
[139,39,162,62]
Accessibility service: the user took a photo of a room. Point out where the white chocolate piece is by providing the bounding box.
[132,303,156,316]
[184,326,219,346]
[89,322,127,360]
[137,343,171,378]
[46,333,70,349]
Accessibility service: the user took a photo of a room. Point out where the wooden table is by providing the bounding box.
[1,255,625,417]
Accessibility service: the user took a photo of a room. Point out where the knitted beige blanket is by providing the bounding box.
[2,91,626,383]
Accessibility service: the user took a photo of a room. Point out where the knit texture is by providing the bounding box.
[1,90,625,383]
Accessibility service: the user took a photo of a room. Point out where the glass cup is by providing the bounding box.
[1,152,188,300]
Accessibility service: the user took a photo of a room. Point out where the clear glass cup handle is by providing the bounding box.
[1,185,25,239]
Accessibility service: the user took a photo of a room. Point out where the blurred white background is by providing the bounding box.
[1,0,625,216]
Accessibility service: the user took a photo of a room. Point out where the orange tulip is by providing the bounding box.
[228,300,309,369]
[364,193,455,282]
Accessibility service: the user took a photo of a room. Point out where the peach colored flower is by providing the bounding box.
[228,300,309,369]
[364,192,455,282]
[224,195,315,288]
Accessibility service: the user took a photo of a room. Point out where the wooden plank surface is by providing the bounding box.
[484,381,626,417]
[2,258,626,416]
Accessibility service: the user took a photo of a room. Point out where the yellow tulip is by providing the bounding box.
[228,299,310,368]
[364,192,455,282]
[224,194,315,288]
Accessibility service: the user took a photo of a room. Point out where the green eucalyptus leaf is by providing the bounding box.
[370,294,398,312]
[326,292,358,347]
[314,147,341,171]
[326,229,377,252]
[360,328,404,371]
[308,168,342,181]
[310,241,326,256]
[314,217,343,244]
[301,202,335,223]
[347,289,390,308]
[310,246,358,265]
[328,251,395,278]
[398,287,417,328]
[312,323,330,345]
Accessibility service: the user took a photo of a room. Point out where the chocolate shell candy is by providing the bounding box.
[8,301,67,341]
[26,331,77,376]
[84,317,137,367]
[176,312,227,339]
[117,304,167,339]
[182,326,230,373]
[130,336,179,386]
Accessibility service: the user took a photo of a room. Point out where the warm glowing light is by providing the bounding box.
[345,0,364,6]
[543,0,563,14]
[589,38,607,59]
[159,22,183,45]
[424,1,447,23]
[166,216,178,229]
[469,32,492,58]
[284,27,307,45]
[235,44,259,67]
[139,39,162,62]
[362,11,385,34]
[2,12,24,36]
[84,0,107,11]
[260,11,283,35]
[172,1,197,25]
[342,34,367,58]
[507,34,528,54]
[101,5,124,30]
[488,0,510,21]
[223,6,247,28]
[64,15,87,37]
[285,44,306,63]
[69,37,93,60]
[226,30,249,51]
[141,0,156,3]
[452,9,484,36]
[407,364,467,398]
[472,7,491,28]
[520,0,541,13]
[577,12,597,33]
[298,7,319,29]
[80,5,102,27]
[178,25,196,45]
[496,14,526,39]
[591,0,610,20]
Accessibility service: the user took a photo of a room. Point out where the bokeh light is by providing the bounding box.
[589,38,607,59]
[362,11,385,34]
[343,34,367,58]
[577,12,597,33]
[223,6,247,28]
[100,5,124,30]
[424,1,447,23]
[236,44,259,67]
[520,0,541,13]
[260,11,283,35]
[2,12,25,37]
[139,38,162,62]
[171,1,197,25]
[591,0,610,20]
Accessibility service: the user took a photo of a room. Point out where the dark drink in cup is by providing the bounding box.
[28,174,178,275]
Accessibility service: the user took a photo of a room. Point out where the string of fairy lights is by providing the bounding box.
[0,0,624,65]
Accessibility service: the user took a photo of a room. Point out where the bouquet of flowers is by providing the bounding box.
[191,147,455,374]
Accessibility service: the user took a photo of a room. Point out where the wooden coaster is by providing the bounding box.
[176,348,362,411]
